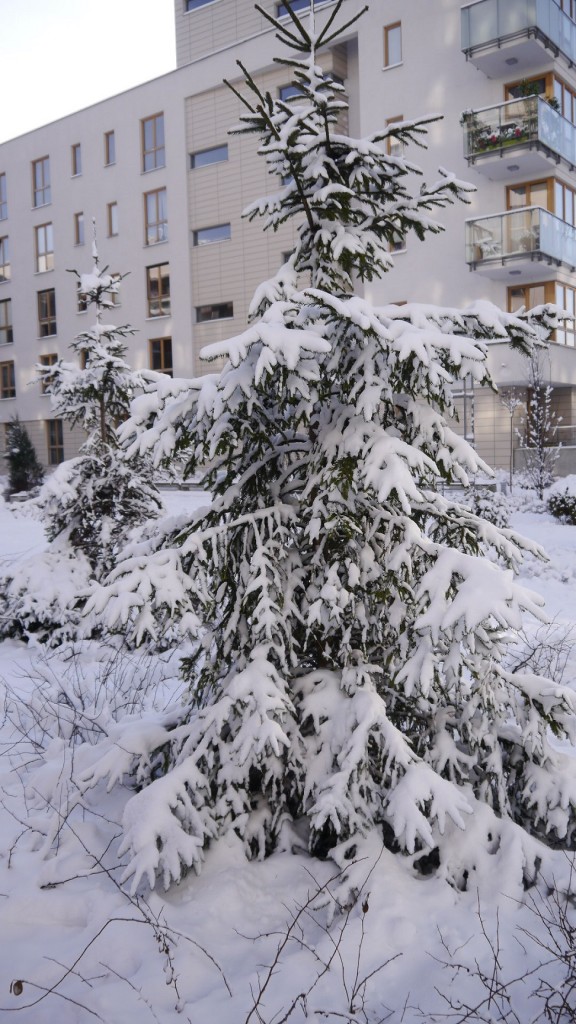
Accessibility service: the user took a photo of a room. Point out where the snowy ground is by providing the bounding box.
[1,489,576,1023]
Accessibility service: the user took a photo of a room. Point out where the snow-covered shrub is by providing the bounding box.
[468,487,510,529]
[547,476,576,524]
[547,490,576,524]
[0,545,91,645]
[2,642,185,856]
[49,2,576,894]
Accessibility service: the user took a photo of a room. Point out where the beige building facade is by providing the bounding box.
[1,0,576,472]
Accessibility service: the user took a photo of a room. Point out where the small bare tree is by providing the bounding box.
[500,388,524,492]
[517,350,560,499]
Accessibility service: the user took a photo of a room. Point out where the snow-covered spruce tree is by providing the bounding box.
[3,415,44,496]
[84,1,576,893]
[36,235,163,580]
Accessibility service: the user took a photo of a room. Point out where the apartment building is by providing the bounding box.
[1,0,576,473]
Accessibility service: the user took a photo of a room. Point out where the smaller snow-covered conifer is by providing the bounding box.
[0,232,164,644]
[36,229,163,579]
[3,416,44,496]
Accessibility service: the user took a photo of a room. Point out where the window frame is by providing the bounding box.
[149,336,173,375]
[277,0,330,16]
[385,115,404,158]
[196,301,234,322]
[0,173,6,220]
[0,298,13,345]
[185,0,219,10]
[141,113,165,172]
[71,143,82,177]
[279,84,304,102]
[146,263,171,318]
[0,359,15,400]
[506,178,553,212]
[37,288,57,337]
[39,353,58,394]
[0,236,10,282]
[383,22,402,69]
[46,418,64,465]
[35,223,54,274]
[192,223,231,246]
[189,144,229,169]
[77,282,88,313]
[144,188,168,245]
[32,156,51,208]
[107,201,119,237]
[104,130,116,166]
[555,282,576,346]
[74,211,85,246]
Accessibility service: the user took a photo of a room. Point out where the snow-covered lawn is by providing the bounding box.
[1,490,576,1023]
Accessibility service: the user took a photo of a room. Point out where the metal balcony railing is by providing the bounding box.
[462,0,576,64]
[466,206,576,268]
[462,95,576,166]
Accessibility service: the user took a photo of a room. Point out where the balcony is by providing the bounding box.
[461,0,576,77]
[462,96,576,180]
[465,206,576,279]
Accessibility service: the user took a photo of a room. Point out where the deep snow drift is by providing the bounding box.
[1,488,576,1023]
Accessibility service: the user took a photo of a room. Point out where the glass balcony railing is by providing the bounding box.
[461,0,576,64]
[462,95,576,165]
[466,206,576,267]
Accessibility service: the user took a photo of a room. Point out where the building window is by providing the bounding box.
[389,232,406,254]
[141,113,165,172]
[32,157,51,208]
[507,179,551,211]
[192,223,231,245]
[561,0,576,17]
[35,223,54,273]
[554,76,576,124]
[0,173,7,220]
[74,212,85,246]
[190,144,228,169]
[108,274,121,306]
[71,143,82,176]
[104,130,116,166]
[0,299,13,345]
[185,0,218,9]
[107,201,119,237]
[555,283,576,346]
[38,288,57,336]
[46,419,64,464]
[149,337,172,375]
[277,0,329,15]
[384,22,402,68]
[196,301,234,322]
[0,237,10,282]
[385,115,404,158]
[509,283,550,311]
[144,189,168,245]
[77,282,88,313]
[39,353,57,394]
[279,84,304,101]
[554,180,576,224]
[146,263,170,317]
[0,360,15,399]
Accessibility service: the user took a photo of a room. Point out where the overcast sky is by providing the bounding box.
[0,0,176,144]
